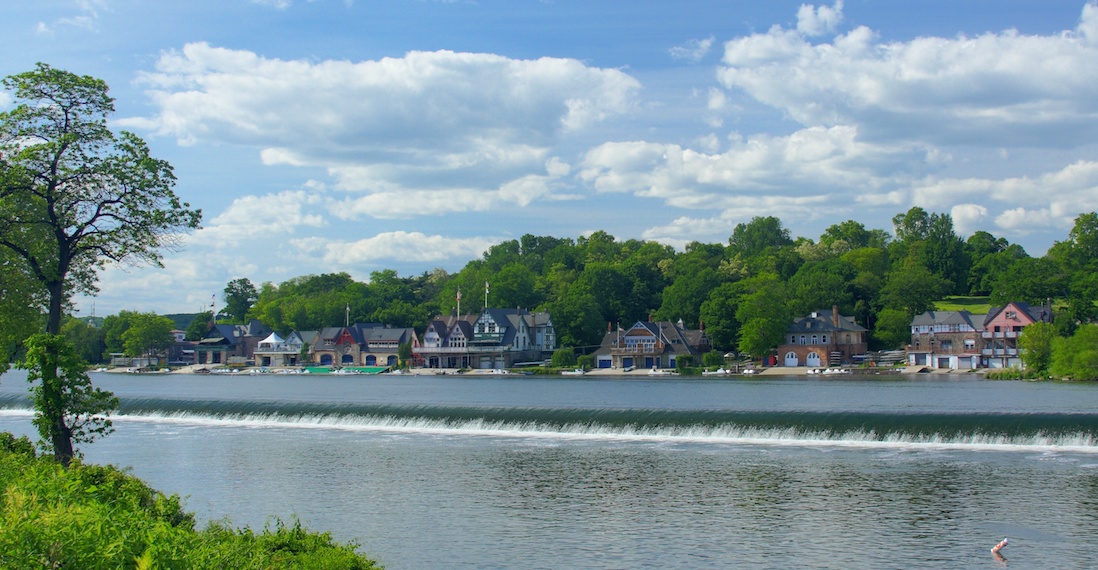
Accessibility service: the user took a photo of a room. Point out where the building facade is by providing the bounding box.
[778,306,868,367]
[907,310,984,370]
[415,308,555,369]
[593,319,711,370]
[982,302,1053,368]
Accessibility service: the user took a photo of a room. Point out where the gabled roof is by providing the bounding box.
[199,323,243,345]
[984,301,1053,326]
[364,327,413,343]
[294,330,319,346]
[595,320,709,356]
[911,310,983,329]
[787,309,867,334]
[449,320,473,341]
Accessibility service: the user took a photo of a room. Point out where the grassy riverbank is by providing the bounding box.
[0,433,379,569]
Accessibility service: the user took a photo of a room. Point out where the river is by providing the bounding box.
[3,370,1098,568]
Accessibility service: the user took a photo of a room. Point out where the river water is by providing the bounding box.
[3,370,1098,569]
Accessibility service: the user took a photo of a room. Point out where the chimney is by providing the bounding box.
[832,305,839,327]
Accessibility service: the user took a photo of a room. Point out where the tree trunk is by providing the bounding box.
[44,279,75,466]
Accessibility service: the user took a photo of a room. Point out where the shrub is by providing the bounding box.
[0,434,379,569]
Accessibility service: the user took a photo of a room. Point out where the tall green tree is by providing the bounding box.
[223,277,258,323]
[728,216,793,259]
[1018,321,1056,376]
[121,312,175,359]
[185,311,214,341]
[60,318,106,364]
[0,64,201,464]
[735,275,790,358]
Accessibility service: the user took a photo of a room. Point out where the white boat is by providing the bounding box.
[560,368,586,376]
[702,368,732,376]
[481,369,510,375]
[822,368,850,375]
[648,368,679,376]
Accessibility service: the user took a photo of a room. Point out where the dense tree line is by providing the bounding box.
[232,209,1098,358]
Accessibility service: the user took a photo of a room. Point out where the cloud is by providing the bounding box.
[305,231,499,266]
[45,0,106,32]
[580,125,925,206]
[719,5,1098,147]
[796,1,843,37]
[670,36,716,62]
[252,0,292,9]
[192,189,328,245]
[130,43,638,197]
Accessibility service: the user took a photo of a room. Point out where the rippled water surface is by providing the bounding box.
[3,371,1098,568]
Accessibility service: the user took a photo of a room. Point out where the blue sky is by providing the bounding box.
[3,1,1098,316]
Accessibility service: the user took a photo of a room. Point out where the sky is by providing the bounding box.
[3,1,1098,317]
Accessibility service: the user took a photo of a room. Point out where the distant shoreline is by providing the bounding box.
[96,364,972,377]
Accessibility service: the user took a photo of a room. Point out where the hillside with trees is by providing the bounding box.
[217,209,1098,361]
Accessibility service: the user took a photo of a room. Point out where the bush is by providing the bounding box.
[0,434,379,569]
[551,348,577,367]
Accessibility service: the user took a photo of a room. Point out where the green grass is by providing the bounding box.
[0,433,380,570]
[934,296,992,314]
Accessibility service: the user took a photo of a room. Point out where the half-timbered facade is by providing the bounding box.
[414,308,555,369]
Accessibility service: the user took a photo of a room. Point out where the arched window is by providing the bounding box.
[800,335,806,345]
[811,335,818,344]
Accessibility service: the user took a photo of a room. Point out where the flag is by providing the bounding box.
[456,288,461,300]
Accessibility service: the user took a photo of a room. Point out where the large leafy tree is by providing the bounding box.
[1018,321,1056,376]
[121,312,176,359]
[223,277,258,323]
[0,64,201,464]
[735,275,791,358]
[728,216,793,260]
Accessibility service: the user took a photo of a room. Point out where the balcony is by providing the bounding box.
[610,345,660,355]
[982,331,1018,339]
[981,348,1019,357]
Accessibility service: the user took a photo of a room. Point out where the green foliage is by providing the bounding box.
[989,257,1065,307]
[61,317,106,364]
[551,347,577,367]
[66,212,1098,375]
[1018,321,1056,375]
[735,276,791,358]
[878,264,948,315]
[0,440,378,569]
[873,308,911,350]
[122,312,176,358]
[577,354,595,369]
[22,334,118,461]
[187,311,214,340]
[1050,324,1098,381]
[702,350,725,367]
[223,278,259,323]
[728,216,793,259]
[1,64,201,464]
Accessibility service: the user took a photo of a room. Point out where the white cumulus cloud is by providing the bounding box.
[796,1,843,37]
[720,5,1098,147]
